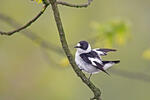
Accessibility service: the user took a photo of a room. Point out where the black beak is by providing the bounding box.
[74,46,80,48]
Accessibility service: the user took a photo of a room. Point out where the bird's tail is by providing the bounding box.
[102,60,120,70]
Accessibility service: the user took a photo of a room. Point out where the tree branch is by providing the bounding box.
[0,13,62,54]
[57,0,93,8]
[0,5,48,36]
[49,0,101,99]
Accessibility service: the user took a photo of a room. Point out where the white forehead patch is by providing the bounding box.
[77,43,80,47]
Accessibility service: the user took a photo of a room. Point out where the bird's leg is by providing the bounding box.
[80,68,83,71]
[88,73,92,80]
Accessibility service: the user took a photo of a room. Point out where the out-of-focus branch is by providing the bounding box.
[111,68,150,82]
[57,0,93,8]
[49,0,101,100]
[0,5,48,36]
[40,48,63,68]
[0,13,62,54]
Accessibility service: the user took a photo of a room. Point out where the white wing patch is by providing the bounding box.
[93,48,106,56]
[88,57,102,66]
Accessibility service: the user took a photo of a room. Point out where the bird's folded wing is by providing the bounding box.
[80,53,109,75]
[80,52,104,68]
[80,51,102,65]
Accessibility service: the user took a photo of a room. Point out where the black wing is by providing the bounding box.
[96,48,117,52]
[93,61,110,76]
[80,53,92,65]
[80,51,101,65]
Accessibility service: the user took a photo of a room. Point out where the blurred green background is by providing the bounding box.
[0,0,150,100]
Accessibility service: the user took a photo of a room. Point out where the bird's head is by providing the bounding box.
[74,41,91,53]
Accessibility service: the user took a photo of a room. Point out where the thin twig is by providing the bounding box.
[0,5,48,36]
[0,13,63,54]
[57,0,93,8]
[49,0,101,99]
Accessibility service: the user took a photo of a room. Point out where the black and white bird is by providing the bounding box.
[74,40,120,79]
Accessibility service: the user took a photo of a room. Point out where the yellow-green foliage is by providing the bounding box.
[142,49,150,60]
[60,57,69,67]
[33,0,42,3]
[91,19,131,47]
